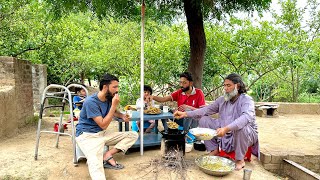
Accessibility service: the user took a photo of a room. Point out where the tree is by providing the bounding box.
[272,0,319,102]
[0,0,48,57]
[43,0,272,88]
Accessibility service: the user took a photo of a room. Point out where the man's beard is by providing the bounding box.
[181,86,190,92]
[106,90,117,102]
[224,87,238,101]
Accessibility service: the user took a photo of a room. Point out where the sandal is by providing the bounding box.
[103,156,124,170]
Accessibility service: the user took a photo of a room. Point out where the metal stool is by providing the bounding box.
[76,143,109,162]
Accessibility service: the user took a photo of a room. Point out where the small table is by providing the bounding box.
[115,111,173,148]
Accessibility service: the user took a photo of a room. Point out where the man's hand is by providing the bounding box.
[181,104,196,111]
[216,127,230,137]
[121,113,130,122]
[173,111,187,119]
[145,95,153,103]
[112,94,120,107]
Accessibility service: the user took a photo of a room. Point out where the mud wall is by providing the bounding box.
[256,102,320,115]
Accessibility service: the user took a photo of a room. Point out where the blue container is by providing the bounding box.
[131,121,154,132]
[186,132,196,143]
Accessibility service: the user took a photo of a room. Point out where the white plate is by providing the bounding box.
[189,128,217,140]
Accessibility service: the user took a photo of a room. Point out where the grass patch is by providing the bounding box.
[25,115,39,125]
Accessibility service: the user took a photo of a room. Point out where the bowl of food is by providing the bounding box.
[189,128,217,140]
[167,121,179,133]
[195,156,235,176]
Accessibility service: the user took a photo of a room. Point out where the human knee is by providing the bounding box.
[234,126,252,141]
[129,131,139,139]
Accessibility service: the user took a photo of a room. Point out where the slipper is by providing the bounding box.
[103,156,124,170]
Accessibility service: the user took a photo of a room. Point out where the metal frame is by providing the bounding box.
[34,84,77,164]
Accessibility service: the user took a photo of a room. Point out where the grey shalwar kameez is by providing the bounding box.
[187,94,259,160]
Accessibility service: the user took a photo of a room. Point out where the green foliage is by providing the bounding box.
[1,0,320,104]
[25,115,38,125]
[43,0,272,23]
[0,0,48,57]
[298,93,320,103]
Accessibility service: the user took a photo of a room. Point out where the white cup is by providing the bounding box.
[125,110,132,118]
[163,106,169,113]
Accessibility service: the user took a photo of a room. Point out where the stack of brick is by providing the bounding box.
[260,148,320,178]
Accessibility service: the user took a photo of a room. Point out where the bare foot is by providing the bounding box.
[235,160,245,170]
[145,128,152,133]
[209,149,219,156]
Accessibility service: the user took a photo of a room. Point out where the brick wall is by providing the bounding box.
[0,56,14,85]
[260,149,320,175]
[0,56,34,137]
[32,64,47,112]
[14,58,34,128]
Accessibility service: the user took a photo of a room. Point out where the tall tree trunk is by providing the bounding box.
[88,77,92,86]
[290,66,295,102]
[183,0,206,88]
[295,68,299,102]
[80,72,85,84]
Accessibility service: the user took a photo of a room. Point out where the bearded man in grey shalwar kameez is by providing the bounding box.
[174,73,259,170]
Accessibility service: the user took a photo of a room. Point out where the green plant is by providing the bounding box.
[25,115,38,125]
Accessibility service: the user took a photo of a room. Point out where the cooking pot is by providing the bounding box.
[160,130,188,139]
[194,141,206,151]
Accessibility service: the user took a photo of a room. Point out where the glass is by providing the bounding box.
[163,106,169,113]
[125,110,132,118]
[243,169,252,180]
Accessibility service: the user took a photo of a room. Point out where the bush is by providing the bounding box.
[298,93,320,103]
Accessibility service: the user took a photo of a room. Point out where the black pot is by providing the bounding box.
[167,127,179,134]
[194,141,206,151]
[160,130,187,140]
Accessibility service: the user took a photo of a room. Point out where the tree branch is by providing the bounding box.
[205,85,223,98]
[10,43,46,57]
[247,66,279,89]
[272,69,292,83]
[219,51,238,70]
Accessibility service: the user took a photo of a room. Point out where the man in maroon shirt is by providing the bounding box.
[149,72,206,131]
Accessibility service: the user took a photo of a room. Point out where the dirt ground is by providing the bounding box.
[0,114,319,180]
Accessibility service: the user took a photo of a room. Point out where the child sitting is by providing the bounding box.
[135,85,156,133]
[73,86,87,110]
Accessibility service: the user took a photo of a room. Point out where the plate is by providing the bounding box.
[143,107,162,115]
[143,110,162,115]
[189,128,217,140]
